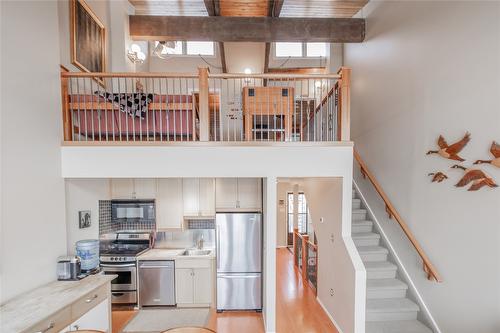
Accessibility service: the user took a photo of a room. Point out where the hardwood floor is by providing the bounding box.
[111,309,137,333]
[276,248,339,333]
[112,249,336,333]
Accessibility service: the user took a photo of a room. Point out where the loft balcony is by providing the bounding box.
[60,67,352,145]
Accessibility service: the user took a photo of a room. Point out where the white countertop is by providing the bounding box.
[0,274,115,333]
[138,248,216,260]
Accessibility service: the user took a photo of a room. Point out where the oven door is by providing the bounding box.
[101,263,137,291]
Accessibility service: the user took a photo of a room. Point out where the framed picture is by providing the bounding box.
[79,210,92,229]
[70,0,106,86]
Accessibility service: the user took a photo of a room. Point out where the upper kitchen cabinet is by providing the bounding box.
[156,179,184,230]
[110,179,157,199]
[216,178,262,212]
[183,178,215,218]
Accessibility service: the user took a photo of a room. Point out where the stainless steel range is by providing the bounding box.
[100,231,153,304]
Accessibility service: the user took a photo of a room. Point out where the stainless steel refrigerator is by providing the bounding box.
[216,213,262,312]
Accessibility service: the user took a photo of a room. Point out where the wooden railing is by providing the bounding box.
[60,67,351,143]
[354,149,442,282]
[293,228,318,293]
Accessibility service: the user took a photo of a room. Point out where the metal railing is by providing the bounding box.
[293,228,318,294]
[61,67,351,143]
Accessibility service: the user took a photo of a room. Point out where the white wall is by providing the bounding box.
[58,0,133,72]
[301,178,365,333]
[65,179,110,254]
[0,1,67,303]
[344,2,500,332]
[276,182,290,247]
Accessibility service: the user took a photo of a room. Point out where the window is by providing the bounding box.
[276,42,303,57]
[186,41,214,55]
[153,41,215,56]
[275,42,327,58]
[287,192,308,234]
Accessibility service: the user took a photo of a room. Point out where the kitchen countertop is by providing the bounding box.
[138,248,216,261]
[0,274,115,333]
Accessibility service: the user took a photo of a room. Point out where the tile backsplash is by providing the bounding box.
[155,229,215,249]
[99,200,114,235]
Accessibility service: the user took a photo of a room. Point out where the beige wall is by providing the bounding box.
[345,1,500,332]
[1,1,67,303]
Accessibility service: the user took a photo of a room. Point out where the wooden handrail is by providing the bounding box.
[353,149,442,282]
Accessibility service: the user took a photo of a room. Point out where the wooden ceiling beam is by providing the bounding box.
[267,67,328,74]
[129,16,366,42]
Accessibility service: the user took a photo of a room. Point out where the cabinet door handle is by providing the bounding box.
[85,294,98,303]
[35,322,54,333]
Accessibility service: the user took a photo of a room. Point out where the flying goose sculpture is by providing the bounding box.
[451,165,498,191]
[473,141,500,168]
[427,132,470,161]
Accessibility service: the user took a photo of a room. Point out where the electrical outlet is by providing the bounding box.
[330,288,334,296]
[320,217,324,223]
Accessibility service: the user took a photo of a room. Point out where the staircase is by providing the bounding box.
[351,189,434,333]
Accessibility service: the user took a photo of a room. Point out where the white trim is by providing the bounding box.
[317,297,344,333]
[353,180,442,333]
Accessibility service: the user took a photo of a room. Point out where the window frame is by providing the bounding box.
[286,192,308,235]
[273,42,327,59]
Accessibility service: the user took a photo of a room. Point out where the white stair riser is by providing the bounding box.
[367,269,397,279]
[367,289,407,299]
[354,238,380,246]
[353,224,372,233]
[352,211,367,220]
[366,310,418,322]
[352,200,361,209]
[361,252,388,262]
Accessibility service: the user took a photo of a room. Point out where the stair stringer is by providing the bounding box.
[353,180,441,333]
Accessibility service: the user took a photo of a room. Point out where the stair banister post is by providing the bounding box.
[60,66,72,141]
[337,67,351,141]
[198,67,210,141]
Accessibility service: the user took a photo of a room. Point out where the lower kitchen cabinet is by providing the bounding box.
[175,260,213,307]
[63,299,109,332]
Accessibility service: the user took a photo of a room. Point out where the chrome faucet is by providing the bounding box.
[196,234,204,250]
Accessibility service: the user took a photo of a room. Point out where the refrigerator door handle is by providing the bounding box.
[217,273,261,278]
[216,227,221,270]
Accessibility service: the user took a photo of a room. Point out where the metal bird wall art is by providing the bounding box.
[427,132,470,161]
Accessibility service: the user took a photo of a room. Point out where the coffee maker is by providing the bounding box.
[57,256,82,281]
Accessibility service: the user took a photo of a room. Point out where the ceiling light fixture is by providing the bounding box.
[127,43,146,64]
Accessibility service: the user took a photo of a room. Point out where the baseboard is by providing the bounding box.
[316,297,344,333]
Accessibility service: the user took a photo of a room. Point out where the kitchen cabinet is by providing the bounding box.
[156,179,184,230]
[183,178,215,218]
[175,259,212,307]
[66,299,109,331]
[110,178,157,199]
[216,178,262,211]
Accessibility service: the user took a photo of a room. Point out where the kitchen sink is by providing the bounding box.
[181,249,212,256]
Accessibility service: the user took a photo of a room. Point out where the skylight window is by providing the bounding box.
[186,41,214,56]
[275,42,303,57]
[306,43,326,57]
[153,41,215,57]
[275,42,327,58]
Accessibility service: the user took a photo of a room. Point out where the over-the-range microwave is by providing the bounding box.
[111,200,155,220]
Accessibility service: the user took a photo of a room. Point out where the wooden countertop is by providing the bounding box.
[0,274,115,333]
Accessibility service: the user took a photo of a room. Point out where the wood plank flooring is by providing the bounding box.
[276,248,339,333]
[112,248,337,333]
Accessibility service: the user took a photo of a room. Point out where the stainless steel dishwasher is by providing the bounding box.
[138,260,175,306]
